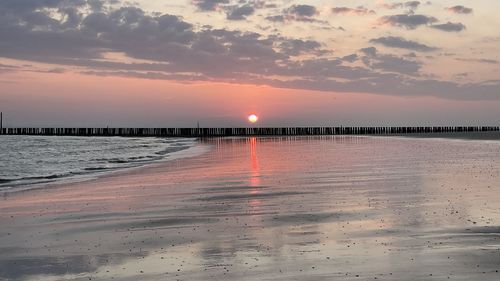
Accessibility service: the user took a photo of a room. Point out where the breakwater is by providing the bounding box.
[1,126,499,137]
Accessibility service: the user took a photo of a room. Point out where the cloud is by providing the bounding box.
[360,47,422,75]
[266,4,322,23]
[360,47,378,56]
[265,15,285,22]
[226,5,255,20]
[0,0,498,101]
[430,22,466,32]
[193,0,272,18]
[456,58,499,65]
[404,1,421,9]
[331,6,375,15]
[379,14,437,29]
[267,75,500,101]
[370,36,437,52]
[447,5,473,14]
[287,5,317,17]
[192,0,229,11]
[341,54,358,63]
[82,70,208,82]
[380,1,421,10]
[371,54,421,75]
[0,63,19,74]
[0,63,19,69]
[277,39,327,56]
[234,0,276,10]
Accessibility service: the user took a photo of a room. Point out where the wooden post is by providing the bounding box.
[1,126,499,137]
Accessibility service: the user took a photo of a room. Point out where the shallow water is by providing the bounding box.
[0,136,499,280]
[0,135,196,191]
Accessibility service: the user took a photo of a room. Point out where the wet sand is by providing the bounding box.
[1,136,500,281]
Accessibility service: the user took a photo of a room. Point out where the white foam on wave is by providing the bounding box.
[0,136,208,193]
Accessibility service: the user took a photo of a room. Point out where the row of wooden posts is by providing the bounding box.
[0,126,499,137]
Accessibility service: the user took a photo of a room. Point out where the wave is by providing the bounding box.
[0,173,72,184]
[155,145,191,155]
[83,167,109,171]
[0,178,13,184]
[0,136,199,192]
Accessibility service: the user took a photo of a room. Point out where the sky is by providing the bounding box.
[0,0,499,127]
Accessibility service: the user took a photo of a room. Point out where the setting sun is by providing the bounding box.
[248,114,258,123]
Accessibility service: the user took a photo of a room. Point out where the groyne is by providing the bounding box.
[1,126,499,137]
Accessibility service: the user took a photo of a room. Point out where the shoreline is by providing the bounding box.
[0,136,209,195]
[2,132,498,195]
[390,131,500,141]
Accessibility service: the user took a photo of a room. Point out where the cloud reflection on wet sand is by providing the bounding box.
[1,136,500,280]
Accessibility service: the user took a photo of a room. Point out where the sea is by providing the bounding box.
[0,135,199,192]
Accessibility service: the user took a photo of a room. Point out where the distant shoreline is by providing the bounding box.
[391,131,500,141]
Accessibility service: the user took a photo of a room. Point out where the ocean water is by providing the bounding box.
[0,135,197,191]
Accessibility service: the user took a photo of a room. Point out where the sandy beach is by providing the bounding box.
[1,136,500,281]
